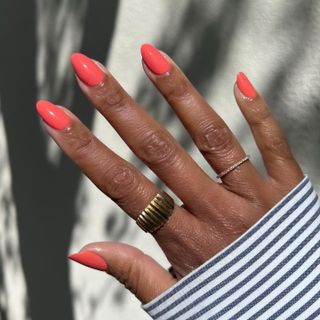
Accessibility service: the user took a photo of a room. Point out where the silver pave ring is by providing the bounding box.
[216,155,250,179]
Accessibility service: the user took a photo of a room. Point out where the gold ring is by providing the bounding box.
[136,191,174,233]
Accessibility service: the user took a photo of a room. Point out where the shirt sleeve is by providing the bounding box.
[142,175,320,319]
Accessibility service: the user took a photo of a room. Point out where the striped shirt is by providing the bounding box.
[142,175,320,319]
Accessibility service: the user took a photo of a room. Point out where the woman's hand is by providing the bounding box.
[36,44,304,304]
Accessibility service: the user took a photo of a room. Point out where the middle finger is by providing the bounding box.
[70,53,225,215]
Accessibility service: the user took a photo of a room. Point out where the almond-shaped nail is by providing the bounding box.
[36,100,70,130]
[236,72,257,99]
[70,53,105,87]
[141,43,171,75]
[68,251,107,271]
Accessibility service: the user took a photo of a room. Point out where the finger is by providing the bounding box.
[68,242,176,303]
[35,100,190,231]
[70,53,225,216]
[234,72,303,187]
[36,100,230,276]
[140,44,263,191]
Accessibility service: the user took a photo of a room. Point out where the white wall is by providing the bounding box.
[1,0,320,319]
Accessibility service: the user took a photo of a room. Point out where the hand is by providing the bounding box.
[36,44,304,304]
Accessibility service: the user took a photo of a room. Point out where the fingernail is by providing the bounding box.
[236,72,257,99]
[140,43,171,75]
[36,100,70,130]
[70,53,105,86]
[68,251,107,271]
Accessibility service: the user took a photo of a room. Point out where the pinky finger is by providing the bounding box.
[69,242,176,304]
[234,72,303,187]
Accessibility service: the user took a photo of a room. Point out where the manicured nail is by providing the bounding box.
[236,72,257,99]
[70,53,105,86]
[140,43,171,75]
[36,100,70,130]
[68,251,107,271]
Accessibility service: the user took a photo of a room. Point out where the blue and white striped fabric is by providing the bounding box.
[142,175,320,319]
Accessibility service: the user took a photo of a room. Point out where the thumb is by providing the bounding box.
[68,242,176,303]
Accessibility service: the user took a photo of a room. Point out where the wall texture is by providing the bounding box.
[0,0,320,319]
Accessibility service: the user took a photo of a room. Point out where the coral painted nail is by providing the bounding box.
[236,72,257,99]
[141,43,171,75]
[70,53,105,87]
[68,251,107,271]
[36,100,70,130]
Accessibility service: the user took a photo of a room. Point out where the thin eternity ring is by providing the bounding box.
[216,155,251,179]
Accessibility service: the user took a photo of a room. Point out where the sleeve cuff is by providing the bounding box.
[142,175,320,319]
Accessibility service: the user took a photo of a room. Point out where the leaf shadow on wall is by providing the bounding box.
[0,0,119,319]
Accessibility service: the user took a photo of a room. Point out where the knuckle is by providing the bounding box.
[196,120,234,155]
[67,129,95,155]
[121,251,145,295]
[107,164,139,202]
[215,209,251,238]
[250,103,273,126]
[263,133,294,159]
[94,83,129,112]
[166,78,191,104]
[139,130,177,167]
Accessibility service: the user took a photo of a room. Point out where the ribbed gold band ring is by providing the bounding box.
[136,191,175,233]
